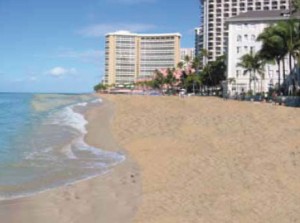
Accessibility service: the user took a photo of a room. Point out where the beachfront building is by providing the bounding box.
[199,0,290,64]
[226,10,298,94]
[104,31,181,86]
[180,48,195,62]
[195,27,203,57]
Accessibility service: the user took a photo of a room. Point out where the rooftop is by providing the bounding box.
[106,30,182,37]
[226,10,300,23]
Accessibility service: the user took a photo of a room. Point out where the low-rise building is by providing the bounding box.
[226,10,299,95]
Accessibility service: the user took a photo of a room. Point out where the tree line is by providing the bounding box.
[133,51,227,95]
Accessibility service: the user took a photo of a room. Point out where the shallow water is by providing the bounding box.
[0,93,125,200]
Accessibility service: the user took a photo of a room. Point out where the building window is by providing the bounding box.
[268,70,274,78]
[237,35,242,42]
[250,46,255,53]
[244,46,248,52]
[237,47,241,53]
[251,34,256,40]
[244,34,248,40]
[236,70,241,77]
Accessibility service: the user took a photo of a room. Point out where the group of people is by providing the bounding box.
[224,89,286,105]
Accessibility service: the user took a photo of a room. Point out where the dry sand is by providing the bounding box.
[102,95,300,223]
[1,95,300,223]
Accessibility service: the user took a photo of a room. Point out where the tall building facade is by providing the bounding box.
[104,31,181,85]
[180,48,195,62]
[200,0,290,63]
[195,27,203,57]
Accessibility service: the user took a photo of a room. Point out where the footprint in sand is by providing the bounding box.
[130,174,136,183]
[290,148,300,167]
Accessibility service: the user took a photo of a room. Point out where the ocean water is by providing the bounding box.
[0,93,125,200]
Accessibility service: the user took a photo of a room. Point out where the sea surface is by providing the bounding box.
[0,93,125,200]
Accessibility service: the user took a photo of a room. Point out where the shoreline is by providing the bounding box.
[1,94,300,222]
[0,96,141,223]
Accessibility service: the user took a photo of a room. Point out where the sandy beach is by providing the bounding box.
[104,95,300,223]
[1,95,300,222]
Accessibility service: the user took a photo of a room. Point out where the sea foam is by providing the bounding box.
[0,93,125,200]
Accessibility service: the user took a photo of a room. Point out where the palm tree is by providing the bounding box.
[184,55,191,65]
[152,69,165,93]
[258,18,300,95]
[183,73,202,93]
[177,61,184,69]
[189,56,202,93]
[192,56,201,72]
[272,20,300,73]
[199,48,209,69]
[257,25,286,87]
[237,52,266,93]
[292,0,300,12]
[165,68,177,93]
[258,69,266,93]
[93,83,108,92]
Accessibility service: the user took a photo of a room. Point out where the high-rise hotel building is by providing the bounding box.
[195,27,203,57]
[199,0,290,62]
[104,31,181,85]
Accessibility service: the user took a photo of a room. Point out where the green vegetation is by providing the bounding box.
[93,83,108,92]
[241,12,300,95]
[201,55,226,88]
[149,53,227,95]
[237,52,266,93]
[258,19,300,82]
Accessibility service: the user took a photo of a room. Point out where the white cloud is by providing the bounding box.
[47,67,77,78]
[29,76,37,82]
[78,23,156,37]
[12,78,24,83]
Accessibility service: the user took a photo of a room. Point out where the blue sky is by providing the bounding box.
[0,0,200,93]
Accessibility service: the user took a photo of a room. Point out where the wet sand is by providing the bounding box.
[0,98,141,223]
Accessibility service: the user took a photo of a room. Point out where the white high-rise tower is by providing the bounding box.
[200,0,290,63]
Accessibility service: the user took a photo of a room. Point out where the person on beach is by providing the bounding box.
[241,88,245,101]
[272,91,277,105]
[224,91,230,100]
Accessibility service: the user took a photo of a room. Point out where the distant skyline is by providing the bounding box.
[0,0,199,93]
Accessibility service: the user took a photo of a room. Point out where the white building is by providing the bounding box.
[180,48,195,62]
[104,31,181,85]
[199,0,290,63]
[195,27,203,57]
[226,10,299,94]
